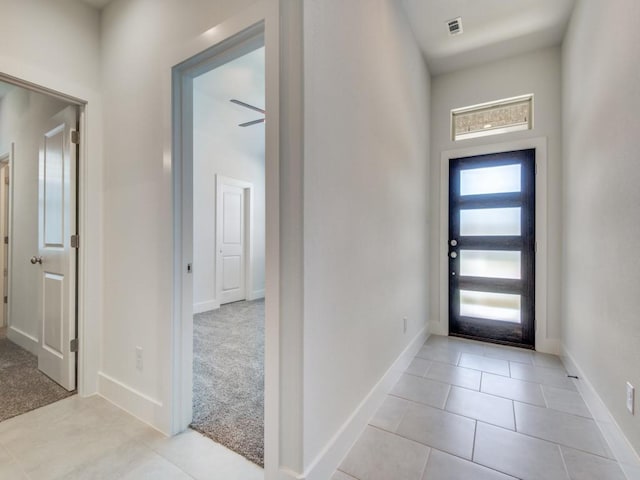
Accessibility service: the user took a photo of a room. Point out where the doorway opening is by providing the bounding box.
[448,149,536,348]
[0,79,80,420]
[174,26,266,468]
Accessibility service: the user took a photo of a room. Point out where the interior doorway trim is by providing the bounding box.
[0,73,95,395]
[437,137,556,354]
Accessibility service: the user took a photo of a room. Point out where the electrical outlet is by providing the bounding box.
[627,382,635,414]
[136,347,143,371]
[403,317,407,334]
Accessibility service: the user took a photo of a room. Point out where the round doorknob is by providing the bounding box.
[30,256,43,265]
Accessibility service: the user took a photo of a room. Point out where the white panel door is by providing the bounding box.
[216,180,246,305]
[35,106,77,391]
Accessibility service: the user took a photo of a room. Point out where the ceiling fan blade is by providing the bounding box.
[230,99,266,114]
[239,118,265,127]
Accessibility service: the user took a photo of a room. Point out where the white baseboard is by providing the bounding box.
[561,346,640,480]
[7,325,39,355]
[249,289,265,300]
[535,337,561,356]
[429,319,448,337]
[97,371,168,434]
[302,324,430,480]
[193,300,220,314]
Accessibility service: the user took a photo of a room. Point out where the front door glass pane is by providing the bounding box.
[460,164,521,196]
[460,290,521,323]
[459,250,521,279]
[460,207,521,236]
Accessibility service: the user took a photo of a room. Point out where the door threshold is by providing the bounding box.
[449,332,534,350]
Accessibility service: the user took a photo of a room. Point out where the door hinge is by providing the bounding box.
[3,296,6,304]
[535,241,537,253]
[535,162,538,175]
[71,234,79,248]
[70,338,79,353]
[4,176,8,185]
[71,130,80,145]
[3,236,7,245]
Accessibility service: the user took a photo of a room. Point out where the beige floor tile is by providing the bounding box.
[425,362,481,390]
[148,429,262,480]
[542,384,592,418]
[509,363,577,391]
[369,395,409,432]
[459,353,510,376]
[0,459,29,479]
[415,346,461,365]
[481,372,545,406]
[560,446,626,480]
[445,386,515,430]
[532,352,566,370]
[332,471,358,480]
[391,374,451,409]
[474,422,569,480]
[405,357,432,377]
[483,345,534,365]
[396,402,476,460]
[422,449,516,480]
[514,402,609,457]
[339,426,429,480]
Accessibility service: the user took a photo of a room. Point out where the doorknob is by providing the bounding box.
[30,256,43,265]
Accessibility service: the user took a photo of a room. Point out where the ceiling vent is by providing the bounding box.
[447,17,463,36]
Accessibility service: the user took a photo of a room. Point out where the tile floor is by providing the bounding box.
[0,395,263,480]
[334,335,628,480]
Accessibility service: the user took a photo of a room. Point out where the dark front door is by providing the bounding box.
[449,149,535,348]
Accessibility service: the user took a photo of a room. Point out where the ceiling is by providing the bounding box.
[402,0,576,75]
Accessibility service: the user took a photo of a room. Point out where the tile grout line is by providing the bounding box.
[470,420,478,461]
[557,444,572,480]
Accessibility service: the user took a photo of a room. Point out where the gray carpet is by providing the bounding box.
[191,299,264,467]
[0,327,74,422]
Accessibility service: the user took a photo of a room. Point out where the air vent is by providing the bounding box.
[447,17,463,36]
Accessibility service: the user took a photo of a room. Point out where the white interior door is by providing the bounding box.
[35,106,77,391]
[216,177,246,305]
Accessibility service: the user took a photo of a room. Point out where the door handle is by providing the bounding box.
[30,256,43,265]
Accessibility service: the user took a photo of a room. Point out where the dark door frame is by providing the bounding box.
[437,138,555,353]
[448,149,535,348]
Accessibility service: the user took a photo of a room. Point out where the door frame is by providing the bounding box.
[215,175,254,306]
[0,153,9,328]
[437,137,554,353]
[0,72,97,396]
[448,150,536,348]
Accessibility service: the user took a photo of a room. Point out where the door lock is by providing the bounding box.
[30,256,43,265]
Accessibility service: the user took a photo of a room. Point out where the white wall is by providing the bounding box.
[99,0,263,432]
[0,0,103,396]
[429,47,563,352]
[303,0,430,471]
[562,0,640,455]
[193,47,265,313]
[0,88,69,352]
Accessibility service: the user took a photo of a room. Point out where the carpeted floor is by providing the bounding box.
[0,327,75,422]
[191,299,264,467]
